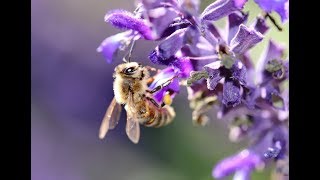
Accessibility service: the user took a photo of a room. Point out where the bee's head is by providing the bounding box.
[115,62,144,78]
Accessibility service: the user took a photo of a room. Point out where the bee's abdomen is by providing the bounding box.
[141,101,175,128]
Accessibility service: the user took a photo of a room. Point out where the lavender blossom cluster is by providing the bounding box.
[97,0,289,179]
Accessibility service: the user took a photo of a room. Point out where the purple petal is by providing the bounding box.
[272,126,288,160]
[222,79,241,107]
[231,60,247,85]
[262,40,285,62]
[201,27,219,46]
[240,53,254,68]
[149,49,164,65]
[260,84,281,105]
[96,31,133,63]
[151,28,187,62]
[184,26,200,46]
[275,93,288,123]
[105,10,154,40]
[206,23,223,39]
[212,150,262,179]
[246,114,273,139]
[282,88,288,103]
[149,54,193,78]
[189,57,216,72]
[255,130,275,152]
[264,142,281,159]
[250,125,288,161]
[148,67,180,103]
[169,56,194,78]
[203,61,223,90]
[254,0,289,22]
[200,0,248,22]
[263,129,287,160]
[227,11,248,44]
[183,26,212,56]
[160,18,191,38]
[149,51,172,65]
[187,80,219,101]
[251,16,270,35]
[242,86,259,109]
[283,60,289,79]
[233,168,252,180]
[181,0,200,16]
[230,24,264,55]
[144,7,178,38]
[180,41,218,72]
[240,52,255,86]
[141,0,178,9]
[256,40,285,84]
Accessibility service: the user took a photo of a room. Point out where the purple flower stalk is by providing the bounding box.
[96,0,289,179]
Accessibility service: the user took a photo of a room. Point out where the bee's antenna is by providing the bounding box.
[127,40,136,62]
[123,40,136,63]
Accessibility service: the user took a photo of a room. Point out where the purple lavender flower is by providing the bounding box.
[213,149,262,179]
[203,60,247,107]
[148,66,180,103]
[212,39,288,179]
[256,40,287,85]
[214,105,288,179]
[251,16,270,35]
[148,7,264,108]
[104,9,154,40]
[96,1,182,63]
[230,24,264,55]
[194,12,263,108]
[97,31,134,63]
[97,0,289,179]
[200,0,248,22]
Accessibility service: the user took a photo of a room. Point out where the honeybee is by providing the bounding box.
[99,62,176,144]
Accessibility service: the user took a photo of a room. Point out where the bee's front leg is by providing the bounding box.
[145,96,161,108]
[146,77,155,85]
[148,75,179,94]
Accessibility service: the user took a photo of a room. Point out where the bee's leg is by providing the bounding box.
[145,67,160,85]
[148,75,179,94]
[145,96,161,108]
[146,77,155,85]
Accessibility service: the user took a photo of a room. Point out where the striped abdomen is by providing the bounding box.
[139,99,175,128]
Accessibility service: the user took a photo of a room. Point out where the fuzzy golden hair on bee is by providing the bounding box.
[113,62,150,104]
[99,61,176,144]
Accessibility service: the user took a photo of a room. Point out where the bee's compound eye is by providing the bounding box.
[124,67,135,74]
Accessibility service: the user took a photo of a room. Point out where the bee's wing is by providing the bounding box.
[125,111,140,144]
[125,92,140,143]
[126,91,137,114]
[108,100,122,130]
[99,97,122,139]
